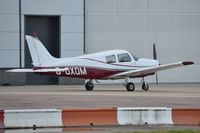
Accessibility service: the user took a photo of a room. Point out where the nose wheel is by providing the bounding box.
[141,78,149,91]
[85,79,94,91]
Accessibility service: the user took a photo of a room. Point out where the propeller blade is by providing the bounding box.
[153,43,159,84]
[155,72,158,85]
[153,43,157,60]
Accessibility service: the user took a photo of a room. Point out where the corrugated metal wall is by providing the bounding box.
[0,0,84,68]
[0,0,84,85]
[85,0,200,83]
[0,0,199,84]
[0,0,19,67]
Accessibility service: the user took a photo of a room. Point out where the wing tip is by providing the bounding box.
[182,61,194,65]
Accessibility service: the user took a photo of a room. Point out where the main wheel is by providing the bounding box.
[85,81,94,91]
[126,82,135,91]
[142,82,149,91]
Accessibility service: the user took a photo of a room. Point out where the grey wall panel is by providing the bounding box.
[86,14,113,31]
[0,51,19,67]
[0,0,18,14]
[86,0,115,13]
[61,33,83,50]
[85,0,200,83]
[116,15,146,31]
[177,32,200,44]
[21,0,83,15]
[176,0,200,13]
[117,0,145,13]
[0,33,19,50]
[85,31,113,52]
[147,15,175,31]
[176,66,200,82]
[61,33,83,58]
[0,15,19,32]
[148,0,175,13]
[176,15,200,31]
[61,16,83,32]
[61,50,83,58]
[0,0,19,68]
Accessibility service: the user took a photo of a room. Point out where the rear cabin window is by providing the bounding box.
[118,53,132,62]
[106,55,116,64]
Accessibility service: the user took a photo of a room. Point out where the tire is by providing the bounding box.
[142,83,149,91]
[85,81,94,91]
[126,82,135,91]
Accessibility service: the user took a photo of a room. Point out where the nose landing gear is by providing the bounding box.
[123,77,149,92]
[141,78,149,91]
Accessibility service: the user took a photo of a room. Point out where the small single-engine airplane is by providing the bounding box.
[8,34,194,91]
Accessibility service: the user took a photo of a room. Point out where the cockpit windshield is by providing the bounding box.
[131,53,139,61]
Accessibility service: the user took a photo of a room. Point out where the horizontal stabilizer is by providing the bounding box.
[7,69,34,72]
[7,68,70,73]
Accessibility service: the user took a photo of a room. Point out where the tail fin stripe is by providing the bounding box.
[32,37,41,66]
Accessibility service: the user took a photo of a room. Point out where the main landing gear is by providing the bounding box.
[124,77,135,91]
[126,82,135,91]
[85,79,94,91]
[85,78,150,92]
[124,77,149,92]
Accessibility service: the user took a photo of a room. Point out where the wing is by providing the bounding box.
[109,61,194,79]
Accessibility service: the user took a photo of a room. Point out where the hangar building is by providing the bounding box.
[0,0,199,85]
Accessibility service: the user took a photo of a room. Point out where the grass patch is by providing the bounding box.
[116,130,200,133]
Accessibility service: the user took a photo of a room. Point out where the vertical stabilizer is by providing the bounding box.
[25,35,57,67]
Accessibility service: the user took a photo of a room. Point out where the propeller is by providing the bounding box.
[153,43,159,84]
[153,43,157,60]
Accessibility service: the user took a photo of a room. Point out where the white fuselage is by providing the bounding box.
[34,49,159,79]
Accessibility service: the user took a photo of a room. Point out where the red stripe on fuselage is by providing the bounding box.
[33,67,125,79]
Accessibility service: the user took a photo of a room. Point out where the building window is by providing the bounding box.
[118,53,132,62]
[106,55,116,64]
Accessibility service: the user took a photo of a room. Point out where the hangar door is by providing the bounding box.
[25,16,60,85]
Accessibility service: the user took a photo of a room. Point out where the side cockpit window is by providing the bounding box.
[106,55,116,64]
[118,53,132,62]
